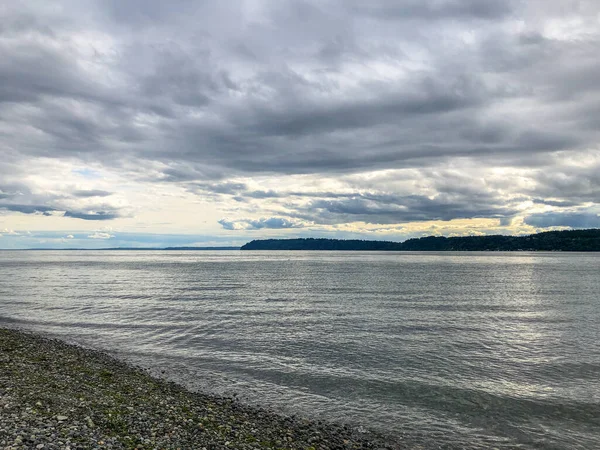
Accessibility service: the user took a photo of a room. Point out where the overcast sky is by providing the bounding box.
[1,0,599,248]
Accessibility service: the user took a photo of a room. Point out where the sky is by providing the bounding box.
[1,0,599,248]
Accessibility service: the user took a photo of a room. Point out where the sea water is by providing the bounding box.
[0,250,599,449]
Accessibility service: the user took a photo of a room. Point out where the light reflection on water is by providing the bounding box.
[1,250,599,449]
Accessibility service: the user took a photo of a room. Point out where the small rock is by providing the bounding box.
[56,415,68,421]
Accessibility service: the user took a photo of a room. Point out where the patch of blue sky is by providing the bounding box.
[72,168,103,179]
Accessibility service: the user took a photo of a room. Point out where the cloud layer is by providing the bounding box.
[1,0,599,246]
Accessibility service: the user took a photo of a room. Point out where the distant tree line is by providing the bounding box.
[240,229,600,251]
[242,238,401,251]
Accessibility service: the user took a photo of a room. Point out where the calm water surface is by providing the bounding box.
[0,251,599,449]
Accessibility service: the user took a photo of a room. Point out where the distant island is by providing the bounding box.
[241,229,600,252]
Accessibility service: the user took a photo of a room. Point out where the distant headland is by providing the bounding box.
[9,229,600,251]
[241,229,600,252]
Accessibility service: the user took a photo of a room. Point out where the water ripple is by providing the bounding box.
[1,250,599,449]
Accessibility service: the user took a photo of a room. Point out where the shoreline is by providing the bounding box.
[0,327,397,450]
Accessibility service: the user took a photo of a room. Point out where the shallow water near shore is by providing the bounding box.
[1,250,599,449]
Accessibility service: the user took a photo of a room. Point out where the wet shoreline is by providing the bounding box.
[0,327,400,450]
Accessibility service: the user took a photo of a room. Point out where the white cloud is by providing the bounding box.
[87,231,114,239]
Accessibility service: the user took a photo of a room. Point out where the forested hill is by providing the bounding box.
[240,229,600,251]
[242,238,401,251]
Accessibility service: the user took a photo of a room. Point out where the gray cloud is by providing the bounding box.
[63,210,121,221]
[0,204,56,215]
[524,213,600,229]
[72,190,113,198]
[0,181,124,221]
[219,217,306,230]
[0,0,599,229]
[189,182,248,195]
[295,192,517,225]
[0,203,121,221]
[532,198,581,208]
[351,0,515,21]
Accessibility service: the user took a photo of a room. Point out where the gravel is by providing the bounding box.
[0,328,401,450]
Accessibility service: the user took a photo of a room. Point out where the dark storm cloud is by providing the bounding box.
[0,0,599,227]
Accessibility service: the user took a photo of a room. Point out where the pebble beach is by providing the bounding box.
[0,328,398,450]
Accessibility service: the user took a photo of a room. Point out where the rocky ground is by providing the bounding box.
[0,328,400,450]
